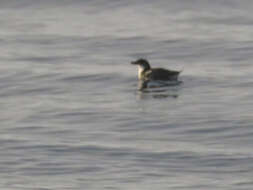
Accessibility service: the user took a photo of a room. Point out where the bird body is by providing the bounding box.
[132,59,181,81]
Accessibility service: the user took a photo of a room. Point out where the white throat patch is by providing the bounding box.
[138,65,145,79]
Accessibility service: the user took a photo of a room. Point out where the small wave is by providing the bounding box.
[61,73,119,83]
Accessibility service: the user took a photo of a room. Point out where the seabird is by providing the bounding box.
[131,58,181,81]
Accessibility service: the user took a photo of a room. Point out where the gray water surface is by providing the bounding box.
[1,1,253,190]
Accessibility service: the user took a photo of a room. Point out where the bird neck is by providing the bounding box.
[138,65,150,79]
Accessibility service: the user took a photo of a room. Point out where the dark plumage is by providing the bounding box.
[131,58,181,81]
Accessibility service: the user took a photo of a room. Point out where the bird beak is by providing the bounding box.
[131,61,138,65]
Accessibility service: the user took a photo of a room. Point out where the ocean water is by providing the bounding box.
[1,0,253,189]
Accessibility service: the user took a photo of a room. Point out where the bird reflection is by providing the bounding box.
[137,80,182,99]
[138,80,149,90]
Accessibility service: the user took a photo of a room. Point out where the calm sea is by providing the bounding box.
[1,0,253,189]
